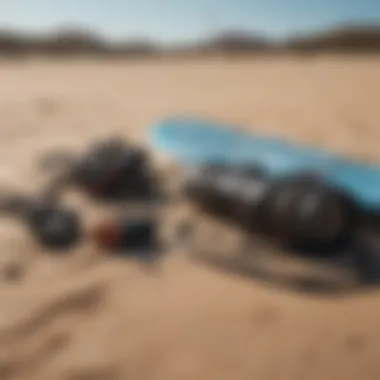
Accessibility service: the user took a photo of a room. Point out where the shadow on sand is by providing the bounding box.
[175,222,380,297]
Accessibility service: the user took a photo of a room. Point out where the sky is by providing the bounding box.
[0,0,379,44]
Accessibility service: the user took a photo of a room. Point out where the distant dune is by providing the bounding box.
[0,28,159,58]
[286,26,380,53]
[0,25,380,57]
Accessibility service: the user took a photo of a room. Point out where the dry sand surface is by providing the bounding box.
[0,56,380,380]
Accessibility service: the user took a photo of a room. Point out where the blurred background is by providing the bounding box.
[0,2,380,380]
[0,0,380,57]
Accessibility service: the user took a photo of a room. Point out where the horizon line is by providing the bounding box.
[1,21,379,46]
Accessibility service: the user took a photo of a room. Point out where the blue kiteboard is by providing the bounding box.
[149,117,380,209]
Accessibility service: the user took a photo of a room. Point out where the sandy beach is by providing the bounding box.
[0,56,380,380]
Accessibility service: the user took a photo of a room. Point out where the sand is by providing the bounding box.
[0,55,380,380]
